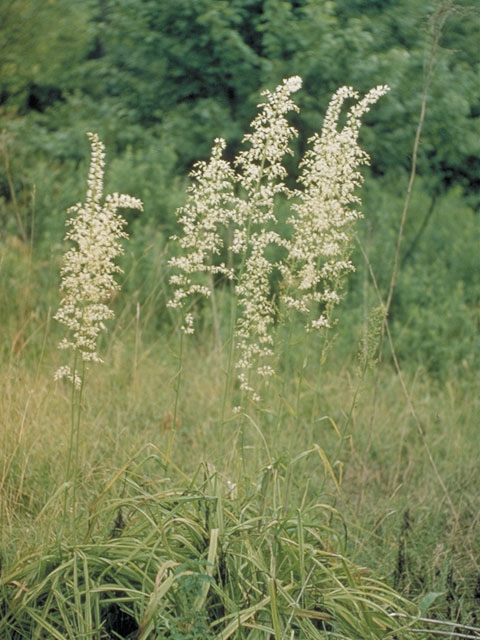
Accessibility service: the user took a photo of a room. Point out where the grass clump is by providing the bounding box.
[1,460,421,639]
[168,77,389,406]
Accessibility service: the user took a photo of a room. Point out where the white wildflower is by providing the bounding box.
[234,75,301,226]
[54,132,142,379]
[281,85,390,330]
[168,77,389,404]
[167,138,237,331]
[54,365,81,389]
[233,77,301,397]
[235,229,279,395]
[182,312,195,335]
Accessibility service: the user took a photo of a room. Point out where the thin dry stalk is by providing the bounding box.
[365,0,470,540]
[356,236,467,542]
[381,1,454,338]
[0,131,27,242]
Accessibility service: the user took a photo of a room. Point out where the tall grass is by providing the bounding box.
[1,73,479,639]
[1,454,425,639]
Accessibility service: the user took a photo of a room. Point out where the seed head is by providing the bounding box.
[167,137,237,332]
[281,85,390,330]
[233,77,301,397]
[235,76,301,225]
[54,132,142,382]
[168,78,389,403]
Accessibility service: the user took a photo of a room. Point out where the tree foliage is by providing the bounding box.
[0,0,478,373]
[2,0,478,191]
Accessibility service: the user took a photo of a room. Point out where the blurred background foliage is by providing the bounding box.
[0,0,479,376]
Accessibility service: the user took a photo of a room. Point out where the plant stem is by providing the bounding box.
[379,0,450,353]
[167,330,183,469]
[220,288,237,462]
[72,359,86,541]
[0,132,27,243]
[208,272,222,353]
[60,349,78,545]
[356,235,460,529]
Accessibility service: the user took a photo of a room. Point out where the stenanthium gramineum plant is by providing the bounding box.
[168,78,389,405]
[55,132,143,380]
[55,132,142,535]
[280,85,390,331]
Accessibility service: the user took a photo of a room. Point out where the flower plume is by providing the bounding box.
[168,78,389,402]
[281,84,390,330]
[54,132,143,384]
[167,137,237,333]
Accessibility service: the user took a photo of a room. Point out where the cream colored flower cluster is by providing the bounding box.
[281,85,390,331]
[167,138,237,333]
[234,77,302,396]
[234,75,301,227]
[169,78,388,401]
[235,229,281,400]
[55,133,142,385]
[169,77,302,397]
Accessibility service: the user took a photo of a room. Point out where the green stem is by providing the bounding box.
[208,271,222,353]
[273,323,289,442]
[0,134,27,242]
[59,349,78,546]
[71,359,86,542]
[220,285,237,466]
[292,326,309,457]
[167,330,183,468]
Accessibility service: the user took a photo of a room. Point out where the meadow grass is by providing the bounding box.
[1,77,479,638]
[1,285,478,636]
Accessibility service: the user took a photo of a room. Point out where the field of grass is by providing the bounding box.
[1,231,478,638]
[1,79,479,637]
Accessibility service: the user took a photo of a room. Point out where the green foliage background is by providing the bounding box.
[1,0,479,373]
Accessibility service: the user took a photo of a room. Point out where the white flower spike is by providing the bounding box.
[54,132,143,381]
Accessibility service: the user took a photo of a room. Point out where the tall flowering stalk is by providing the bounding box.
[168,78,301,404]
[167,137,237,335]
[233,76,301,400]
[55,132,142,535]
[168,78,388,406]
[55,133,143,377]
[166,137,237,461]
[281,85,390,331]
